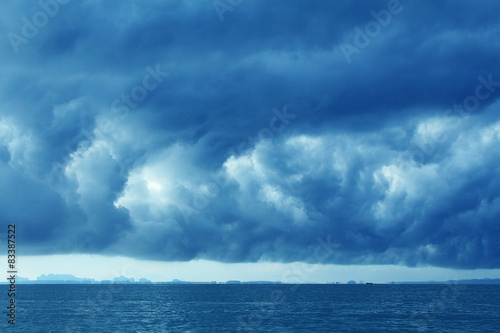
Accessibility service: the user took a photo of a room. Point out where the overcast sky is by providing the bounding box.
[1,0,499,282]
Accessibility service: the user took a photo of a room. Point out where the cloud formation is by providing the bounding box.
[1,0,499,269]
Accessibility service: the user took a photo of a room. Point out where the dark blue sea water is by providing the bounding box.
[1,284,499,332]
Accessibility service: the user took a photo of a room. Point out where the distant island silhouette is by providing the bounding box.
[3,275,500,285]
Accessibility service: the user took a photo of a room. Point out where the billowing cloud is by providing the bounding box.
[1,0,499,269]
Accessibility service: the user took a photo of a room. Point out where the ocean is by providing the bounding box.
[1,284,499,332]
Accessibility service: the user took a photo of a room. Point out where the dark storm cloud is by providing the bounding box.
[0,0,499,268]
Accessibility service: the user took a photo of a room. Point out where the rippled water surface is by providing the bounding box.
[1,284,499,332]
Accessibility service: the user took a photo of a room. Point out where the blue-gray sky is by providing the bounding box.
[1,0,499,281]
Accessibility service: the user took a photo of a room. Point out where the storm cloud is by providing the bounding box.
[1,0,499,269]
